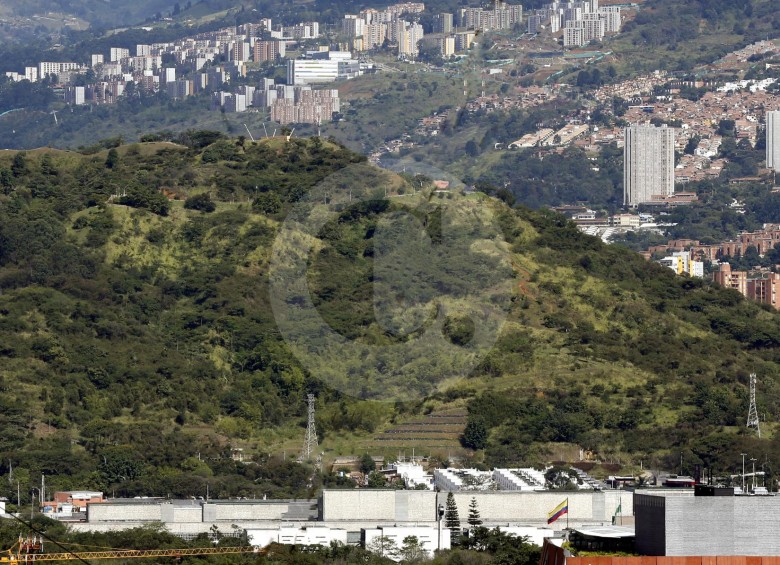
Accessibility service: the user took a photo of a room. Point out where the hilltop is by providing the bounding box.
[0,134,779,500]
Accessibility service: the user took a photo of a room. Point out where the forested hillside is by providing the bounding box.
[1,135,780,504]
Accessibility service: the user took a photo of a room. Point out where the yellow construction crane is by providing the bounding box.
[1,535,264,562]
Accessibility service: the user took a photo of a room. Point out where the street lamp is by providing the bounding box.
[437,503,445,551]
[751,458,757,492]
[741,453,747,492]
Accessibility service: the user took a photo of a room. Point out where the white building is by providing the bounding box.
[287,59,340,85]
[343,15,366,37]
[287,52,361,85]
[433,468,495,491]
[624,124,675,206]
[601,7,622,32]
[497,526,555,546]
[582,14,605,42]
[247,526,348,548]
[563,26,585,47]
[364,24,388,49]
[439,36,456,57]
[389,462,433,490]
[398,22,425,56]
[281,22,319,39]
[38,62,80,79]
[528,14,544,34]
[492,468,548,491]
[563,7,582,24]
[162,68,176,84]
[433,13,454,33]
[659,251,704,278]
[110,47,130,62]
[64,86,86,105]
[363,526,450,558]
[550,13,561,32]
[766,110,780,170]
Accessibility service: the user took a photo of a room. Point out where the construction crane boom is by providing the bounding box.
[2,545,260,562]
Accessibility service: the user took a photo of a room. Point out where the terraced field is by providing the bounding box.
[372,409,468,452]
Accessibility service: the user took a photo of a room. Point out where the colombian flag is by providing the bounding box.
[547,498,568,525]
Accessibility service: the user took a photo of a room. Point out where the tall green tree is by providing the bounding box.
[468,497,483,527]
[444,492,461,546]
[461,418,488,450]
[359,453,376,475]
[105,148,119,169]
[11,152,27,177]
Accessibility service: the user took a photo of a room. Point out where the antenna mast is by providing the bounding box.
[747,373,761,437]
[300,394,319,461]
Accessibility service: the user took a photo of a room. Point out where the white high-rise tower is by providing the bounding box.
[766,110,780,170]
[623,124,675,206]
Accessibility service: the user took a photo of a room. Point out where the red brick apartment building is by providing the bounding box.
[648,225,780,262]
[713,264,780,309]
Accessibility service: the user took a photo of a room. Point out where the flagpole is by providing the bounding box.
[566,497,569,530]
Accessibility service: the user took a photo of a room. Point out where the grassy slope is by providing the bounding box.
[2,138,780,488]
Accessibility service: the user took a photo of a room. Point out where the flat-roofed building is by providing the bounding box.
[624,124,675,206]
[713,263,747,295]
[766,110,780,170]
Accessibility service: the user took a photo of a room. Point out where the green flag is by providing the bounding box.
[613,502,622,518]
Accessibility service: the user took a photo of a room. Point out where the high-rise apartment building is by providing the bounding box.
[109,48,130,62]
[433,13,454,33]
[439,36,456,57]
[766,110,780,170]
[563,25,585,47]
[38,61,79,79]
[582,14,605,42]
[458,3,522,31]
[398,23,424,56]
[342,15,366,37]
[364,24,387,49]
[229,41,251,62]
[623,124,675,206]
[253,40,286,63]
[527,14,543,34]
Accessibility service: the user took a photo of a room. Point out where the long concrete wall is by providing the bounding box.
[88,500,318,524]
[320,489,632,527]
[88,502,162,522]
[210,501,317,521]
[83,490,633,533]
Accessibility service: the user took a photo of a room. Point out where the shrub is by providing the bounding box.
[184,193,216,213]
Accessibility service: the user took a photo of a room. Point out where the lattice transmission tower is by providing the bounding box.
[300,394,319,461]
[747,373,761,438]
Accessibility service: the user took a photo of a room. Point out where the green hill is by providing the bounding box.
[0,134,779,501]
